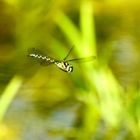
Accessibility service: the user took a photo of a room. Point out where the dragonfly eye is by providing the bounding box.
[67,65,73,73]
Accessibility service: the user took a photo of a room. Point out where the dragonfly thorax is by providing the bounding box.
[55,61,73,73]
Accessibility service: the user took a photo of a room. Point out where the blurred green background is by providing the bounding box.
[0,0,140,140]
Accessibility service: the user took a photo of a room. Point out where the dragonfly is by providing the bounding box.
[27,47,96,73]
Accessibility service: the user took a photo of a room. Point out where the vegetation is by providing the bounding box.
[0,0,140,140]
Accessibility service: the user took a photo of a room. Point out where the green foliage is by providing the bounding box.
[0,0,140,140]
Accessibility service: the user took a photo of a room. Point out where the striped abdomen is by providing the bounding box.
[28,53,55,63]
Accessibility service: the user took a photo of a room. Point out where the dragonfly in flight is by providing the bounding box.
[27,47,95,73]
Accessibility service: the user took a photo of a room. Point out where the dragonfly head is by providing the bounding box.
[55,61,73,73]
[67,64,73,73]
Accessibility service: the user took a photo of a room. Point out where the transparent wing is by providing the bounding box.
[39,60,53,66]
[27,47,45,56]
[63,47,74,60]
[66,56,96,63]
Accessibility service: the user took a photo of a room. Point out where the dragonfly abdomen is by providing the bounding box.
[28,53,55,63]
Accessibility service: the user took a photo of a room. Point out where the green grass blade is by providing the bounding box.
[0,76,22,122]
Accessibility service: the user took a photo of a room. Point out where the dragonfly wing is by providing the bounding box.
[39,59,52,66]
[63,47,74,60]
[39,58,56,66]
[27,47,45,56]
[66,56,96,63]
